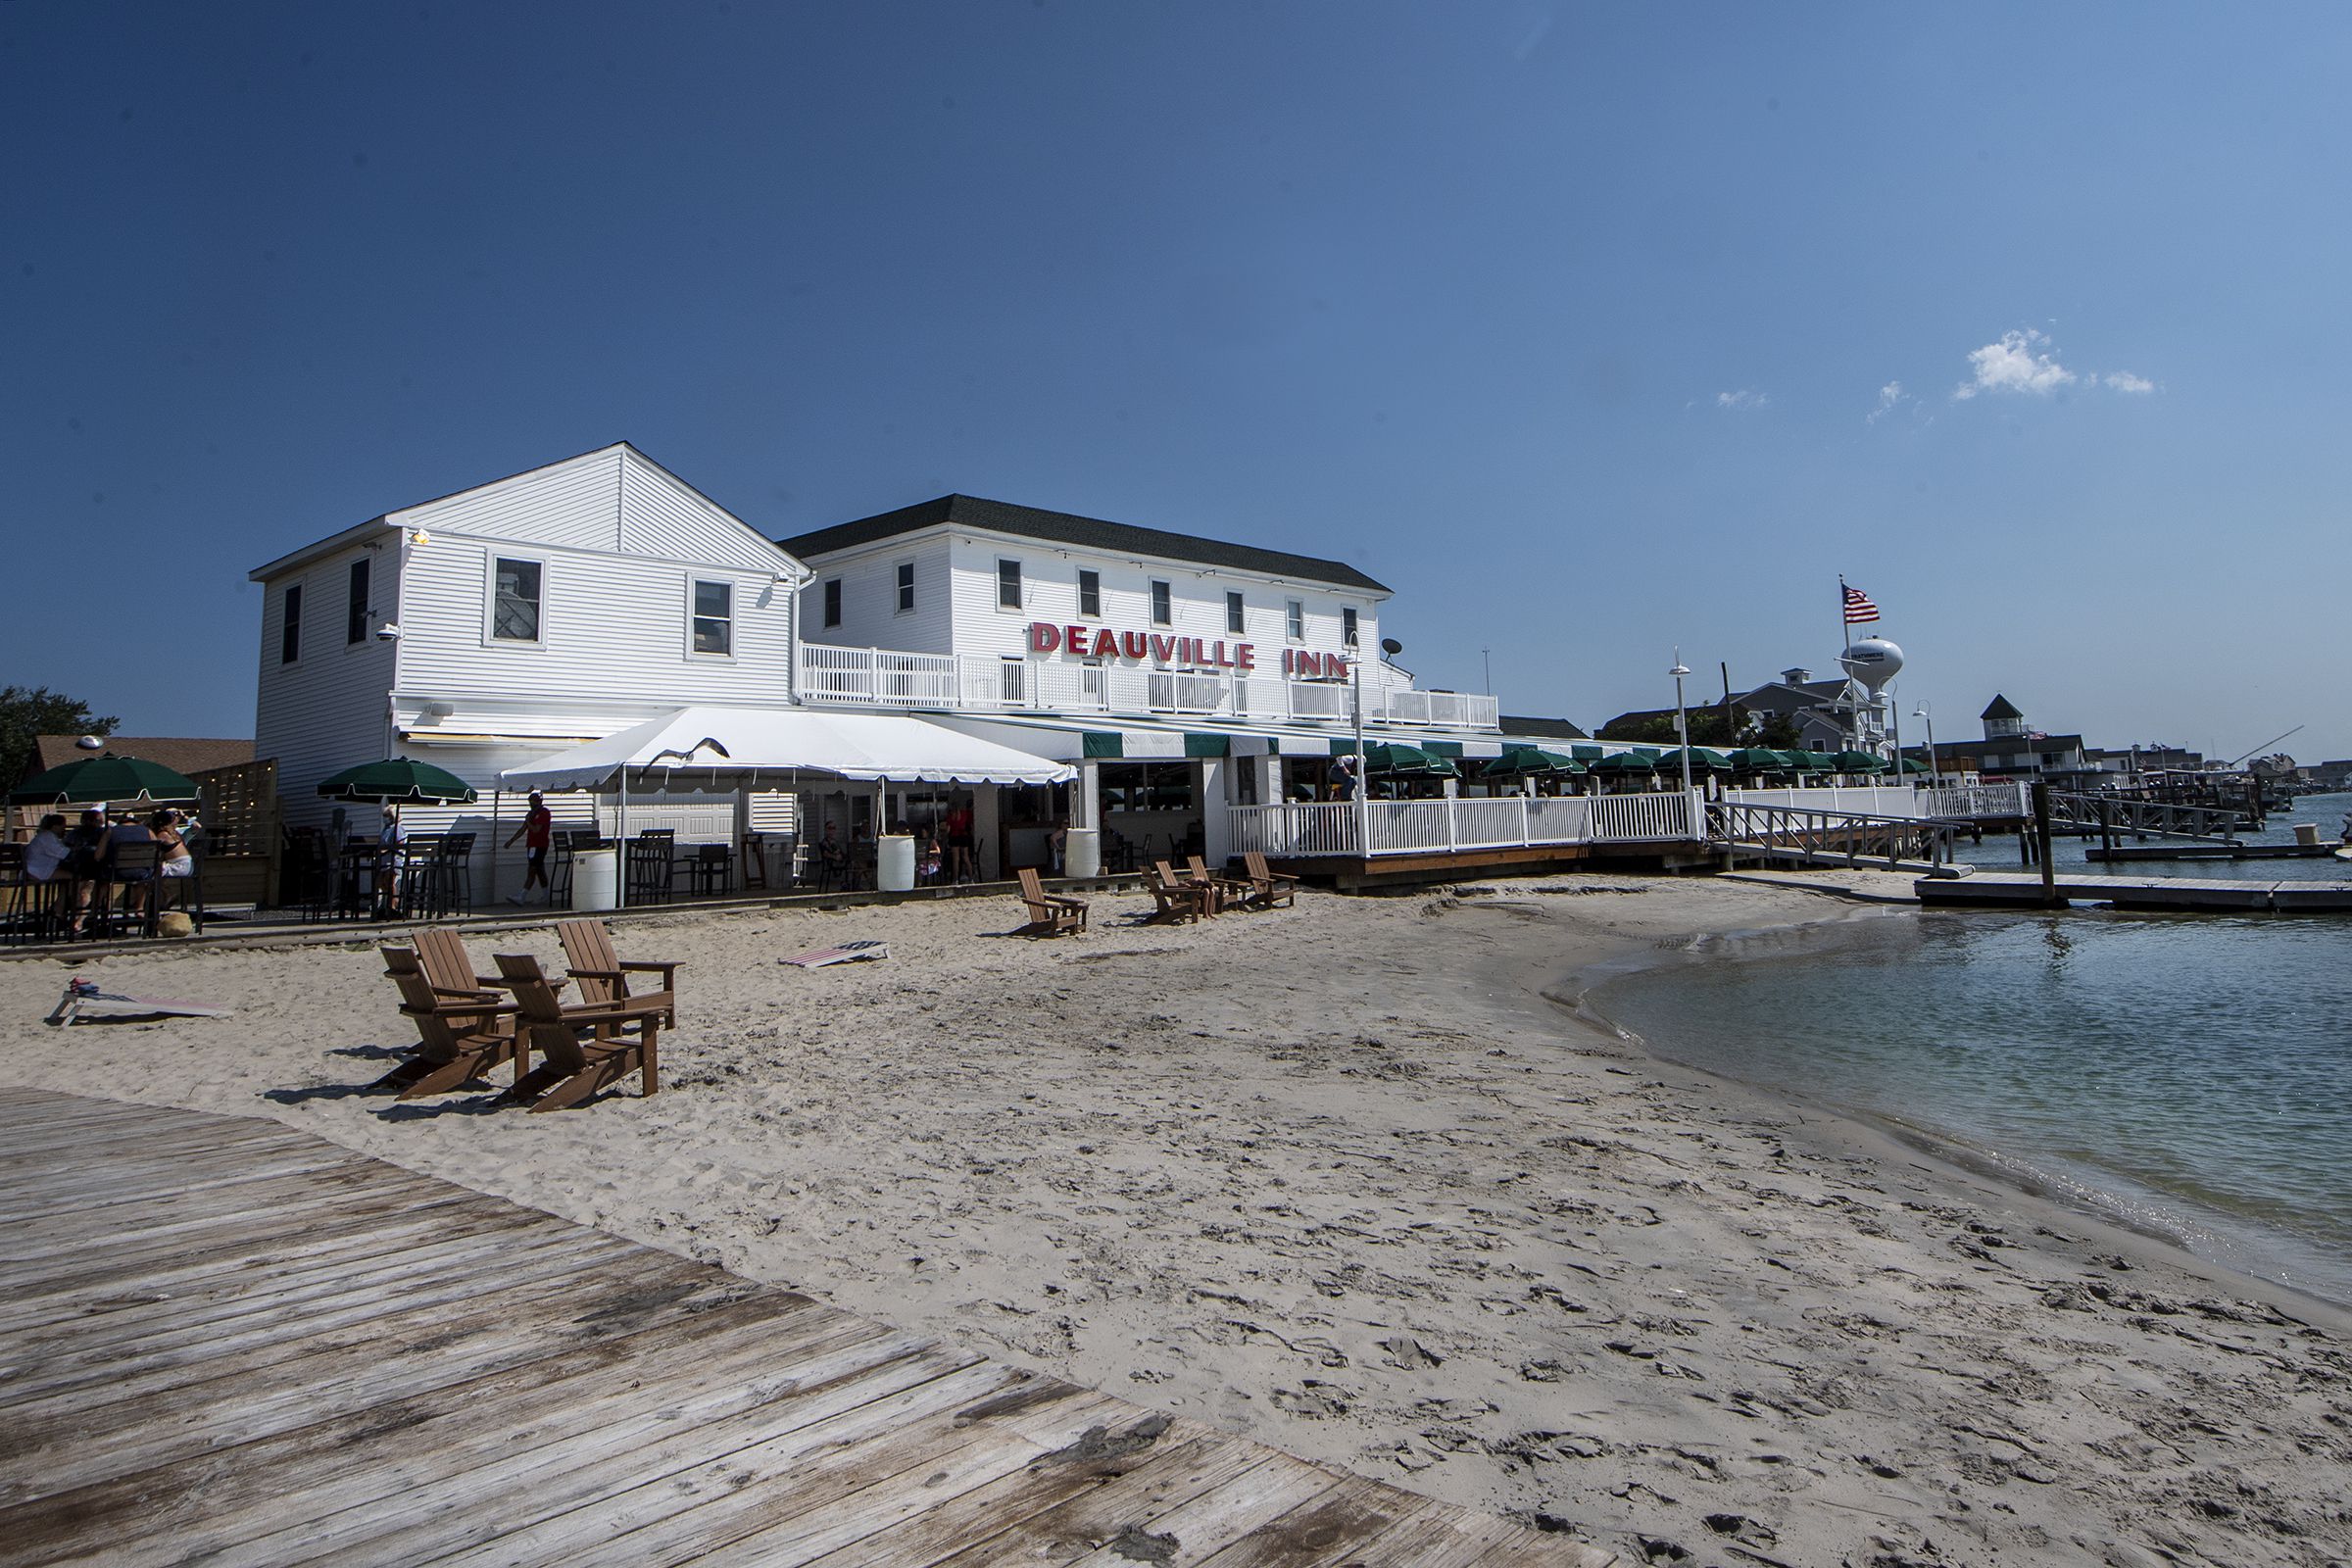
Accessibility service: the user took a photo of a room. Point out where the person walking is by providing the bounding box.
[504,791,555,905]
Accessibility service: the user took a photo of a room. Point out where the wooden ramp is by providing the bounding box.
[0,1090,1615,1567]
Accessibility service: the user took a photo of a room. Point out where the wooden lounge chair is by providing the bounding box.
[1240,852,1299,909]
[1188,855,1253,908]
[1015,867,1088,936]
[491,953,666,1111]
[557,917,681,1029]
[1148,861,1215,923]
[375,946,520,1099]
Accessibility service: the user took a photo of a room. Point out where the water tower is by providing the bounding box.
[1838,637,1905,751]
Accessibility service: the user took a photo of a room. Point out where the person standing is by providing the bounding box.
[505,791,554,905]
[374,805,408,917]
[943,798,974,883]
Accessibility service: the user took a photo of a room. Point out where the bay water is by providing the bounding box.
[1584,801,2352,1304]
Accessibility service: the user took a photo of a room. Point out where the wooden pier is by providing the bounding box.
[0,1090,1612,1567]
[2084,842,2339,863]
[1914,870,2352,912]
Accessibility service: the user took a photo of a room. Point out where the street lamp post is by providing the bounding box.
[1913,703,1937,787]
[1669,653,1694,799]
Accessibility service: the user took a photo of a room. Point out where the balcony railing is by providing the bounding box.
[795,642,1501,730]
[1228,791,1703,858]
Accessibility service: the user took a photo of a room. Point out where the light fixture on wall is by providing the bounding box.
[408,529,431,546]
[375,621,403,642]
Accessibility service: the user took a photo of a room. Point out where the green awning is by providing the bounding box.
[1184,733,1229,759]
[1082,732,1124,759]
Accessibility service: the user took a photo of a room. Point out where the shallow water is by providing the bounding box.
[1951,788,2352,881]
[1585,903,2352,1304]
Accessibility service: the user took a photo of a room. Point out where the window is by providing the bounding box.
[1286,599,1304,640]
[1151,579,1172,625]
[1078,568,1102,617]
[1342,608,1359,647]
[691,579,732,656]
[345,559,369,645]
[491,557,542,642]
[280,584,302,663]
[895,562,915,614]
[1225,590,1246,635]
[1099,761,1198,814]
[997,559,1022,611]
[822,578,842,628]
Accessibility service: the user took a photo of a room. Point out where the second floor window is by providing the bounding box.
[1078,568,1101,616]
[896,562,915,613]
[346,558,369,645]
[822,578,842,628]
[492,558,542,642]
[998,559,1023,611]
[1342,607,1359,647]
[1151,579,1172,625]
[691,579,732,656]
[1286,599,1304,640]
[1225,590,1245,635]
[280,584,302,663]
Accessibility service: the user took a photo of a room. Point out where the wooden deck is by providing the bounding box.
[0,1090,1615,1567]
[1915,870,2352,911]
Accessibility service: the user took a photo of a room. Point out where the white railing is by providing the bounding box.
[1226,791,1701,858]
[1916,782,2027,819]
[1722,782,2026,821]
[797,643,1501,730]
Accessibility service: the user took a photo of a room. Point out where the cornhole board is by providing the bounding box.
[49,980,232,1027]
[780,940,888,969]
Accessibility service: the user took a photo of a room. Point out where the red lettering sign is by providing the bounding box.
[1030,622,1060,653]
[1026,619,1263,669]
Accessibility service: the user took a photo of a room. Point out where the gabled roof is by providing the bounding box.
[29,736,253,783]
[778,495,1392,595]
[1982,693,2024,720]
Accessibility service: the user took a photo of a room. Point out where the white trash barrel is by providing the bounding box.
[570,848,619,910]
[1062,827,1101,879]
[875,833,916,892]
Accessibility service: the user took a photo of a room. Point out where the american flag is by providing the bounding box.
[1841,583,1881,625]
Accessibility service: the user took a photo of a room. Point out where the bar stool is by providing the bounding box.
[741,833,767,892]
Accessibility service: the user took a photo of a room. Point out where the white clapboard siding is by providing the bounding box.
[614,449,794,572]
[256,540,402,830]
[803,539,956,654]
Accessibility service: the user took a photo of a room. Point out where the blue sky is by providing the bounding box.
[5,2,2346,762]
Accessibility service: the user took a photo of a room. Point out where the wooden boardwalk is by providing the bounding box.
[0,1090,1615,1567]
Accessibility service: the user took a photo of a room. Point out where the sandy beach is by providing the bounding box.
[4,875,2347,1567]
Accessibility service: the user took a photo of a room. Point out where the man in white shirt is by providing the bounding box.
[24,814,71,881]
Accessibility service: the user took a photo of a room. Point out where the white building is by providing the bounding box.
[249,448,1510,893]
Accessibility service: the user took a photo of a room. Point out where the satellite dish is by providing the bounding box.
[1839,637,1905,692]
[1381,637,1403,658]
[75,735,105,751]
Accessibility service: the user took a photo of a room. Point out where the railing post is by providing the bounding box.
[1519,794,1530,847]
[1446,796,1458,854]
[864,647,880,704]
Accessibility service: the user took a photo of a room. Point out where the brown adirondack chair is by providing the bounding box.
[557,918,681,1028]
[1148,861,1215,923]
[1188,855,1253,908]
[375,946,520,1099]
[1240,852,1298,909]
[1015,866,1087,935]
[491,953,666,1111]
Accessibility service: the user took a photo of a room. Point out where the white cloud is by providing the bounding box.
[1716,389,1769,411]
[1955,328,2076,400]
[2103,370,2156,394]
[1867,381,1909,423]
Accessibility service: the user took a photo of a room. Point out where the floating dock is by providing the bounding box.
[1915,871,2352,912]
[2083,842,2340,863]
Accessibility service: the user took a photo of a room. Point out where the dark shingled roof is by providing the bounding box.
[778,495,1391,595]
[29,736,253,783]
[1982,693,2024,720]
[1498,714,1591,741]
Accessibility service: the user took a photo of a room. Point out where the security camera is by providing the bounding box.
[374,621,403,642]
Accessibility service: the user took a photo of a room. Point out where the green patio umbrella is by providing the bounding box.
[1654,747,1734,773]
[1357,742,1458,777]
[1830,751,1888,773]
[1482,746,1586,781]
[1727,747,1794,772]
[9,753,202,806]
[1895,756,1930,774]
[317,757,480,805]
[1788,750,1838,772]
[1586,751,1660,775]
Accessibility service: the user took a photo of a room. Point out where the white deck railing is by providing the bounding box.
[796,643,1501,730]
[1228,791,1701,858]
[1722,782,2025,821]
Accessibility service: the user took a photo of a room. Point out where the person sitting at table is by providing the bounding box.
[99,809,158,926]
[153,808,196,877]
[59,807,108,939]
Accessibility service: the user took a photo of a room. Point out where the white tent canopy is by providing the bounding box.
[498,706,1074,793]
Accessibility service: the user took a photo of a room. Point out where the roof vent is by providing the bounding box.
[1780,667,1812,684]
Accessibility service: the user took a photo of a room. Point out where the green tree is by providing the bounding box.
[0,686,118,787]
[1598,705,1747,746]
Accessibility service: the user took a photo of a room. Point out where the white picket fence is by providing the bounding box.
[1228,791,1702,858]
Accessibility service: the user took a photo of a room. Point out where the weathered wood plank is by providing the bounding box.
[1054,1463,1349,1567]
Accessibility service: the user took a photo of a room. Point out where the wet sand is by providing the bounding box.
[4,875,2346,1566]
